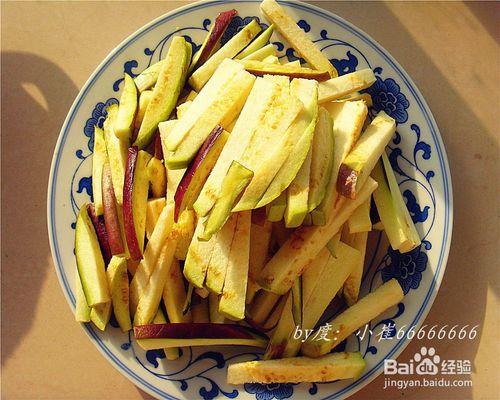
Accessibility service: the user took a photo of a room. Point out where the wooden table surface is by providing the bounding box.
[2,1,498,399]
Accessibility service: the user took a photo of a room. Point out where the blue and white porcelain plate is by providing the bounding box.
[47,1,453,399]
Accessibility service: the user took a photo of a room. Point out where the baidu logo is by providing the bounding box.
[383,346,472,389]
[385,347,441,375]
[414,347,440,375]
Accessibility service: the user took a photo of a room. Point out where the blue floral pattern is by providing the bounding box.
[297,19,311,33]
[244,383,294,400]
[284,48,305,64]
[112,60,140,91]
[381,246,428,294]
[366,76,410,123]
[77,176,93,201]
[83,98,118,151]
[66,11,442,400]
[404,190,430,223]
[331,51,358,75]
[220,16,268,46]
[146,349,167,368]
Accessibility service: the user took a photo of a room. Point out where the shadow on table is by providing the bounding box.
[465,1,499,44]
[1,51,78,365]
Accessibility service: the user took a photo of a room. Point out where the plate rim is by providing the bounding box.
[47,1,453,399]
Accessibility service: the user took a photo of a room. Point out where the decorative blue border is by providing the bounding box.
[47,1,453,399]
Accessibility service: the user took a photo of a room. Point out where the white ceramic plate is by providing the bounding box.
[47,1,453,399]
